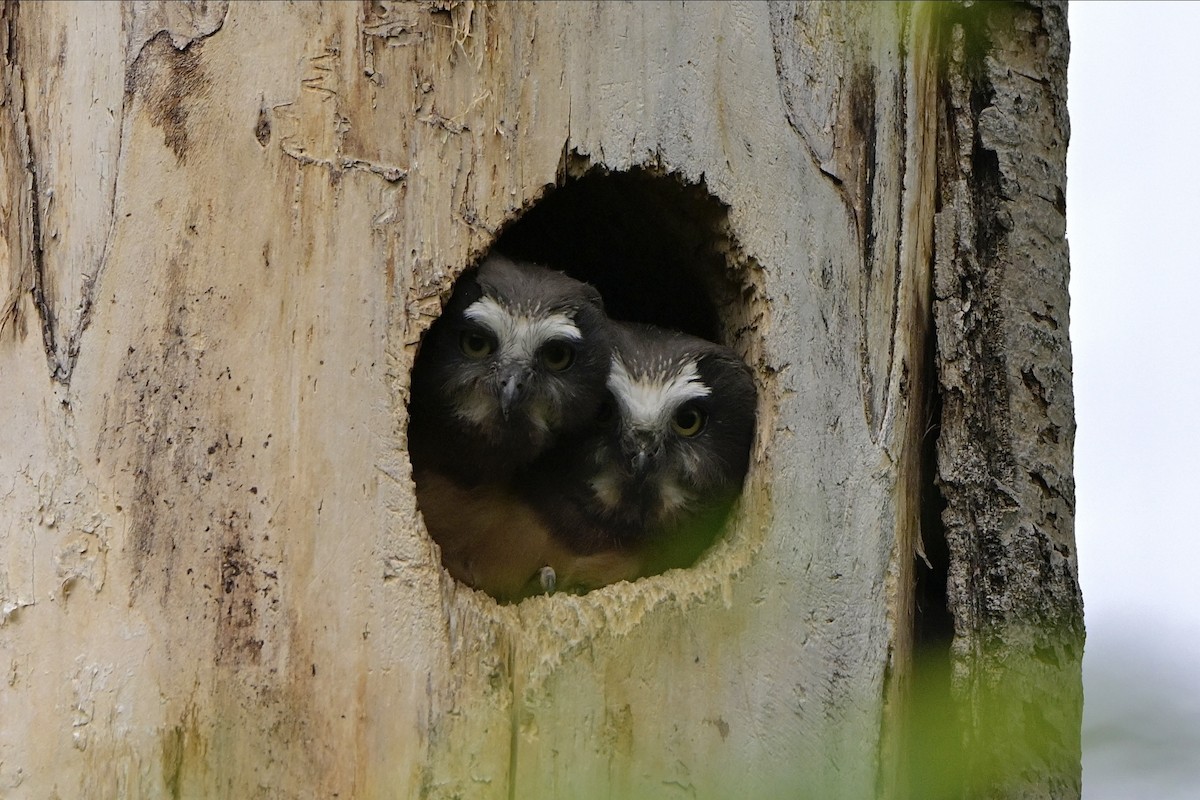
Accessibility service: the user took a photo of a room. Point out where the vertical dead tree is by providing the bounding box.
[0,2,1080,798]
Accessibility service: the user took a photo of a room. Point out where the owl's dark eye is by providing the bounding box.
[539,340,575,372]
[459,331,495,360]
[671,405,706,437]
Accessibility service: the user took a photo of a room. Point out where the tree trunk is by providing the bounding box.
[0,2,1080,798]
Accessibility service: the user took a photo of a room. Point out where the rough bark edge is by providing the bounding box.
[930,1,1082,797]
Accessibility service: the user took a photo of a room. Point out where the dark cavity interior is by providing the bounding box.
[495,167,735,342]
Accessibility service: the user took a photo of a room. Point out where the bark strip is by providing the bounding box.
[932,2,1082,796]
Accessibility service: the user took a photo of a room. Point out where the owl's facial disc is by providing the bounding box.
[462,294,584,422]
[608,355,710,476]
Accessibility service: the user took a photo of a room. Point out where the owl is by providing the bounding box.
[408,253,614,598]
[408,252,613,487]
[523,321,758,593]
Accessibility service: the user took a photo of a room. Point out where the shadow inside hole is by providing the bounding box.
[411,167,750,602]
[495,167,734,343]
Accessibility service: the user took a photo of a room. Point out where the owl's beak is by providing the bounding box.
[631,449,650,478]
[498,367,529,419]
[628,434,661,481]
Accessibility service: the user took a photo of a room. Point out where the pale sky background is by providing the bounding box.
[1068,3,1200,797]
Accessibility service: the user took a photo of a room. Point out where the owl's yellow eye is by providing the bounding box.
[460,331,495,359]
[671,405,706,437]
[539,340,575,372]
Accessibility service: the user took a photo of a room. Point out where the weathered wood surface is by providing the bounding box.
[0,2,1078,798]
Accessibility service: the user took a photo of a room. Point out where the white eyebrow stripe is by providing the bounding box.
[528,316,583,343]
[607,356,710,429]
[464,296,582,359]
[463,296,518,335]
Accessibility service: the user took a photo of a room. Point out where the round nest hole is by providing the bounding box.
[408,166,757,602]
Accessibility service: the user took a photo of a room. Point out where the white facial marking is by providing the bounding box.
[656,477,695,518]
[464,296,581,363]
[454,390,496,427]
[607,356,710,431]
[525,397,556,435]
[589,467,625,511]
[679,446,706,479]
